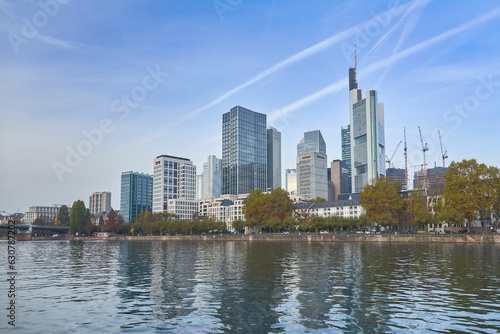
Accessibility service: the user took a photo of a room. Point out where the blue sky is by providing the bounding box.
[1,0,500,214]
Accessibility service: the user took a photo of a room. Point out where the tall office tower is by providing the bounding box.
[341,125,352,193]
[349,65,385,193]
[386,168,406,190]
[222,106,267,195]
[285,169,297,195]
[153,155,197,213]
[196,175,203,200]
[330,160,350,201]
[120,171,153,223]
[296,130,328,200]
[202,155,222,199]
[267,126,282,190]
[89,191,111,214]
[413,167,447,195]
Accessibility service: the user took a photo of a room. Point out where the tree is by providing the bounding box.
[70,200,87,234]
[56,205,70,226]
[442,159,494,232]
[360,176,405,227]
[243,188,294,232]
[307,197,326,203]
[106,209,124,233]
[231,219,246,233]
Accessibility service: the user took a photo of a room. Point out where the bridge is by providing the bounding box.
[0,223,70,240]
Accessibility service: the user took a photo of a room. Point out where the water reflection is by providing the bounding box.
[1,240,499,333]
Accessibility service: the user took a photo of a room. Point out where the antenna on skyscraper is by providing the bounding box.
[354,44,357,69]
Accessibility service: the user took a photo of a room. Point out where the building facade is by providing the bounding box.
[330,160,350,201]
[23,205,63,224]
[341,125,352,193]
[266,126,282,190]
[89,191,111,215]
[296,130,328,200]
[413,167,448,194]
[198,194,247,232]
[153,155,197,218]
[386,168,406,190]
[349,67,385,193]
[285,169,297,195]
[202,155,222,199]
[293,198,363,220]
[222,106,267,195]
[120,171,153,223]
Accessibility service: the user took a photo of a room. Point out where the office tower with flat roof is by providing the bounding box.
[120,171,153,223]
[296,130,328,200]
[153,155,197,216]
[202,155,222,199]
[222,106,267,195]
[349,66,385,193]
[89,191,111,214]
[267,126,282,190]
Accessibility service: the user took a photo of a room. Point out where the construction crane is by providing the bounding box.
[438,130,448,168]
[404,128,408,191]
[418,126,428,192]
[386,141,402,169]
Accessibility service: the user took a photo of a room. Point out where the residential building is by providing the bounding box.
[285,169,297,195]
[198,194,247,232]
[23,205,64,225]
[153,155,197,218]
[293,198,363,220]
[267,126,282,190]
[349,66,385,193]
[202,155,222,199]
[222,105,267,195]
[120,171,153,223]
[89,192,111,215]
[341,125,352,193]
[296,130,328,200]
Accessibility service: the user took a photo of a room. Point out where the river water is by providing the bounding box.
[1,240,499,333]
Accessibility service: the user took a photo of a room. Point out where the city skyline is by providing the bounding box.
[1,1,500,213]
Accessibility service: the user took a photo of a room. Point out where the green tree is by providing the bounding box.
[307,197,326,203]
[231,219,246,233]
[243,188,294,233]
[56,205,70,226]
[70,200,87,234]
[360,177,405,227]
[442,159,494,232]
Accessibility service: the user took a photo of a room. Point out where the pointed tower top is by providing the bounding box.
[354,44,357,69]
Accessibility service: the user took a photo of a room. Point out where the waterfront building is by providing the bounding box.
[296,130,328,200]
[202,155,222,199]
[198,194,247,232]
[23,205,64,224]
[293,198,363,220]
[341,125,352,193]
[120,171,153,223]
[349,66,385,193]
[285,169,297,195]
[267,126,282,190]
[89,191,111,215]
[222,106,267,195]
[153,155,197,218]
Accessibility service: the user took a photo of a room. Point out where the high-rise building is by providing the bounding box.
[196,175,203,200]
[202,155,222,199]
[330,160,351,201]
[413,167,447,194]
[120,171,153,223]
[296,130,328,200]
[285,169,297,195]
[349,66,385,193]
[386,168,406,190]
[341,125,352,193]
[222,106,267,195]
[267,126,281,190]
[89,191,111,214]
[153,155,197,217]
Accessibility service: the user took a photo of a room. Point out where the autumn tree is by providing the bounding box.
[243,188,294,233]
[70,200,87,234]
[360,176,405,227]
[56,205,70,226]
[106,209,124,233]
[441,159,495,232]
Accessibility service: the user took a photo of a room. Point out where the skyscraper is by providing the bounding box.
[120,171,153,223]
[222,106,267,195]
[285,169,297,195]
[341,125,352,193]
[89,191,111,214]
[202,155,222,199]
[153,155,197,214]
[330,160,350,201]
[267,126,281,190]
[349,66,385,193]
[296,130,328,200]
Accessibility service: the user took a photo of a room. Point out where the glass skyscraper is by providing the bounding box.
[120,171,153,223]
[222,106,267,195]
[267,126,281,190]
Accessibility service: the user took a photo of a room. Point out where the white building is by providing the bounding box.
[285,169,297,195]
[167,199,198,220]
[23,205,64,224]
[202,155,222,199]
[198,194,247,232]
[296,130,328,200]
[293,198,363,220]
[349,66,385,193]
[89,191,111,214]
[153,155,197,218]
[267,126,281,190]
